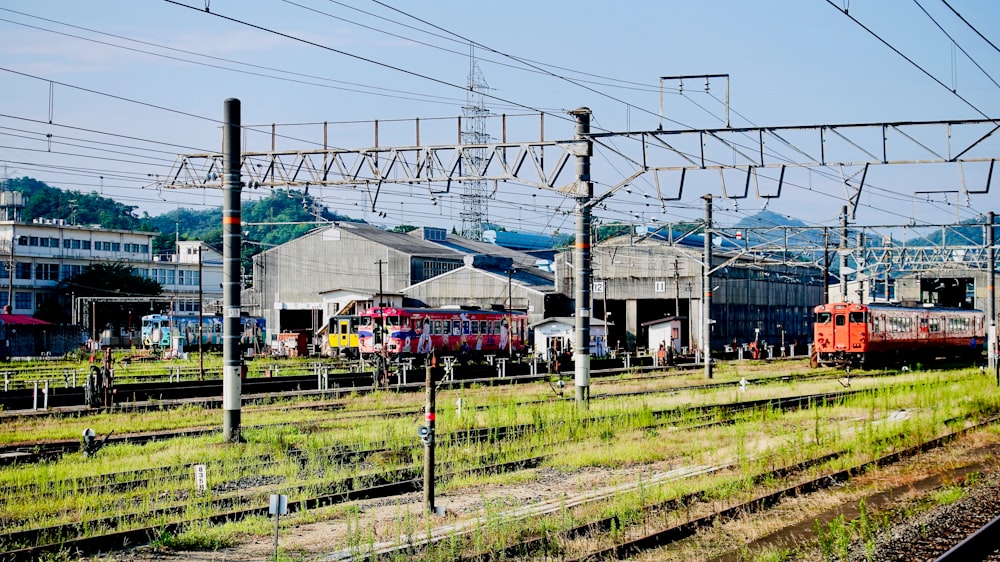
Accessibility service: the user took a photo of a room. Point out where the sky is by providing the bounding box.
[1,0,999,240]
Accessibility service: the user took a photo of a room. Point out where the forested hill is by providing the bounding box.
[1,177,150,231]
[0,177,361,254]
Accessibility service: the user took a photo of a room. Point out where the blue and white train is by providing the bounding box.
[141,314,266,352]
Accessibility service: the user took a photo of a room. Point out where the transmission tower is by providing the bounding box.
[459,51,490,240]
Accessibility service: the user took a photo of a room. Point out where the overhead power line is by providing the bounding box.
[911,0,1000,92]
[825,0,996,121]
[940,0,1000,55]
[162,0,571,125]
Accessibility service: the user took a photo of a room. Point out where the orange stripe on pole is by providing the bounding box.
[223,216,241,224]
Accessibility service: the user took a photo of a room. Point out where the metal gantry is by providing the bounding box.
[164,111,998,395]
[165,117,997,216]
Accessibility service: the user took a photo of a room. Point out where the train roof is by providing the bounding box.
[361,306,525,315]
[815,302,983,313]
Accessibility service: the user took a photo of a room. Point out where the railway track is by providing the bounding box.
[0,363,937,467]
[0,382,895,560]
[0,365,875,467]
[333,413,999,562]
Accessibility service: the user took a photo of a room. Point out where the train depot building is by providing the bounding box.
[555,231,825,356]
[246,221,827,358]
[243,224,567,353]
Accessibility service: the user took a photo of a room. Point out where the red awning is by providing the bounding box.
[0,314,52,325]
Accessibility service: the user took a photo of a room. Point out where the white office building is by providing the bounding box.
[0,219,222,319]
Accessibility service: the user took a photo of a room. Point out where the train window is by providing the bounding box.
[849,312,865,323]
[815,312,831,324]
[929,318,940,332]
[432,320,442,335]
[481,320,490,334]
[452,321,461,336]
[835,315,846,326]
[471,321,479,335]
[462,320,471,335]
[873,316,883,333]
[359,316,372,328]
[340,323,348,335]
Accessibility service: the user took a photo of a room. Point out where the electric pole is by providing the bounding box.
[570,107,592,408]
[222,98,243,443]
[702,194,713,379]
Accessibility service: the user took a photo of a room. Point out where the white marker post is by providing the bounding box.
[193,464,207,493]
[269,494,288,560]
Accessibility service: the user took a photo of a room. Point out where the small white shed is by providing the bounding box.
[643,317,683,354]
[528,317,610,357]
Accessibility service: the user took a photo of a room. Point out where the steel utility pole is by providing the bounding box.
[222,98,243,443]
[840,206,849,302]
[988,212,997,383]
[702,194,713,379]
[570,107,592,408]
[198,244,204,381]
[423,360,435,513]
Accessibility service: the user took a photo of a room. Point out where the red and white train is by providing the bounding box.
[813,302,985,368]
[357,306,528,359]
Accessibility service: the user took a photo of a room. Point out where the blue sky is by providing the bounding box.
[1,0,998,237]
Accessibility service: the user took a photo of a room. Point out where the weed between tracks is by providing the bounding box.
[2,364,997,561]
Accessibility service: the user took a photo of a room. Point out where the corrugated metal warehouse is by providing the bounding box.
[555,233,825,354]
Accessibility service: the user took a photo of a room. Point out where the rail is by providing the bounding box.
[934,514,1000,561]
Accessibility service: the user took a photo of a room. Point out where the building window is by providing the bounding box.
[82,241,91,250]
[40,238,50,248]
[112,242,121,252]
[61,264,83,279]
[140,244,149,254]
[152,268,175,285]
[14,292,31,310]
[29,236,38,246]
[35,263,59,281]
[72,239,81,249]
[17,236,27,246]
[49,237,58,247]
[15,262,31,280]
[63,239,71,249]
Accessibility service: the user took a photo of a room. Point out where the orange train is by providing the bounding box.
[813,302,985,368]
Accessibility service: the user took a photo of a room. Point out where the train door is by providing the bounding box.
[829,307,861,352]
[828,310,847,352]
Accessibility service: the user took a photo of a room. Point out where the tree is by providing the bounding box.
[56,263,162,333]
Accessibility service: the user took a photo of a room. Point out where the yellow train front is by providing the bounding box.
[327,315,360,359]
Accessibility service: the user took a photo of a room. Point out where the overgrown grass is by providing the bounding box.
[2,366,996,560]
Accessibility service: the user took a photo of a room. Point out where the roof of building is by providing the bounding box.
[329,223,461,259]
[404,264,554,294]
[528,317,610,328]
